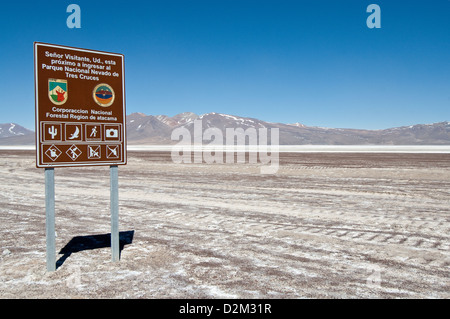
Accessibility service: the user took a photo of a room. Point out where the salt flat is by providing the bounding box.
[128,145,450,153]
[2,144,450,153]
[0,150,449,298]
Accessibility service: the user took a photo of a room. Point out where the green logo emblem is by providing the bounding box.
[48,79,68,105]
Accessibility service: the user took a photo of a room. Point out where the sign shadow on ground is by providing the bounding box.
[56,230,134,269]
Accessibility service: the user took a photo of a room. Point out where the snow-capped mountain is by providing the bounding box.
[155,112,199,127]
[126,112,174,144]
[125,113,450,145]
[0,123,34,145]
[0,123,33,138]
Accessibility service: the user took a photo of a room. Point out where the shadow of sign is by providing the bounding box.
[56,230,134,269]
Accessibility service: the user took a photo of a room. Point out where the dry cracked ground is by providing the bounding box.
[0,150,449,298]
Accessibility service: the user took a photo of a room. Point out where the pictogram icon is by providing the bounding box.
[66,144,82,161]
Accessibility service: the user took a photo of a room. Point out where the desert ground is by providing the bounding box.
[0,150,449,298]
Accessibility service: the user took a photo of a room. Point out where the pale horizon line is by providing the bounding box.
[3,145,450,153]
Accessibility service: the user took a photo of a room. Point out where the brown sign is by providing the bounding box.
[34,42,126,167]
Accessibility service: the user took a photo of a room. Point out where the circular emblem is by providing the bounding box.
[93,83,115,107]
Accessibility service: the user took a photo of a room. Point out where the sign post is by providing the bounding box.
[45,167,56,272]
[110,165,119,262]
[34,42,126,270]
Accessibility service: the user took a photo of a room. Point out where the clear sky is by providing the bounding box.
[0,0,448,130]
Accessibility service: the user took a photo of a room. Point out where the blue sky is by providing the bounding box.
[0,0,448,130]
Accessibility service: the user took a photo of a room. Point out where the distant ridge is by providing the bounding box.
[0,123,34,145]
[125,112,450,145]
[0,123,33,138]
[1,114,449,145]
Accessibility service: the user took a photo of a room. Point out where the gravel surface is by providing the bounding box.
[0,151,449,298]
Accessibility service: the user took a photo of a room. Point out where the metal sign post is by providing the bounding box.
[110,165,119,262]
[44,166,121,271]
[45,168,56,271]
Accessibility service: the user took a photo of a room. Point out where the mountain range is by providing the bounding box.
[1,112,449,145]
[126,112,450,145]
